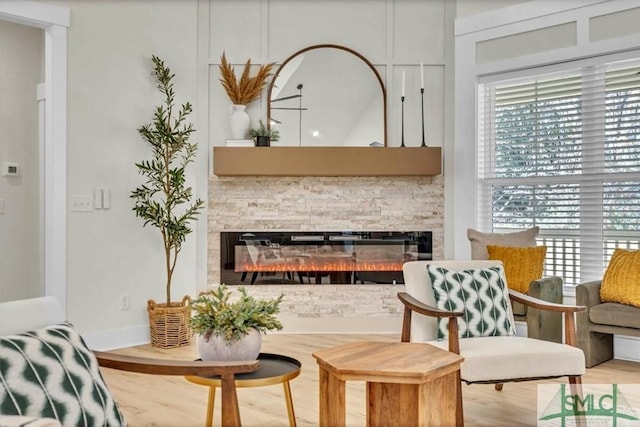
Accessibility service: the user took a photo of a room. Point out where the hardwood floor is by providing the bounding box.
[100,334,640,426]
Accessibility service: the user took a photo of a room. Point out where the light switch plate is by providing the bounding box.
[102,189,110,209]
[71,195,92,212]
[93,189,103,209]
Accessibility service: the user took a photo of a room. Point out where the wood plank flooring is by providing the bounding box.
[99,334,640,427]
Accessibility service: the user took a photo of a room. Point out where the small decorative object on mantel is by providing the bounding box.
[131,55,205,349]
[248,120,280,147]
[189,284,284,361]
[219,52,275,140]
[225,139,254,147]
[228,104,250,140]
[400,70,406,147]
[420,62,428,147]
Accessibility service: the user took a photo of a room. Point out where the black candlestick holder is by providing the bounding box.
[401,95,405,147]
[420,88,427,147]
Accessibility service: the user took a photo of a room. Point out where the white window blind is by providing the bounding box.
[478,58,640,288]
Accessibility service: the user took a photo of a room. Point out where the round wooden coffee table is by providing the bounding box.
[185,353,301,427]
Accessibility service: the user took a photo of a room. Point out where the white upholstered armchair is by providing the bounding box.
[398,260,586,426]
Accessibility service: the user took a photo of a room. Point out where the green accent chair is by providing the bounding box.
[468,227,564,343]
[576,280,640,368]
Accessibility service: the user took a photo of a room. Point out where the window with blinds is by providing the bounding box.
[478,59,640,288]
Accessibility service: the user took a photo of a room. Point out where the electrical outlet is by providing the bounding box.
[1,162,19,177]
[119,293,130,310]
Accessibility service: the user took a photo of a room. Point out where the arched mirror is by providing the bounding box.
[267,44,386,147]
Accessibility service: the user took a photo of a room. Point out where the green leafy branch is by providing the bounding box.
[190,284,284,343]
[131,55,204,305]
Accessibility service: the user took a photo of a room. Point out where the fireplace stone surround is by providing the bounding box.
[208,175,444,333]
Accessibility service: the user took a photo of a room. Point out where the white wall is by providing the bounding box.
[0,20,43,302]
[455,0,530,18]
[55,0,200,348]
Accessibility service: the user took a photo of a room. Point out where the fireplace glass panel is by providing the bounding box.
[220,231,432,285]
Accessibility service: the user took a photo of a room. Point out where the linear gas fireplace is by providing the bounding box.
[220,231,432,285]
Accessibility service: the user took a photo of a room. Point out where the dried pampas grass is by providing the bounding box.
[219,52,275,105]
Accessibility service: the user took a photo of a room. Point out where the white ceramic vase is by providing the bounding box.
[229,104,250,140]
[197,328,262,361]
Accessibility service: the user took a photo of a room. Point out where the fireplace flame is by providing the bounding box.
[236,260,405,273]
[233,245,420,273]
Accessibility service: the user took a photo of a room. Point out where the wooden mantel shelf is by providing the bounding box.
[213,146,441,177]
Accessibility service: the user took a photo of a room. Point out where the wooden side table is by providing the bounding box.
[312,341,463,427]
[185,353,301,427]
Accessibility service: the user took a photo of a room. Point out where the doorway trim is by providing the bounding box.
[0,1,69,312]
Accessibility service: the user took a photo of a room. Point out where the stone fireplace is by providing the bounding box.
[208,175,444,333]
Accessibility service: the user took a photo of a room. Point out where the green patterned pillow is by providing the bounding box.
[0,322,126,427]
[427,265,516,340]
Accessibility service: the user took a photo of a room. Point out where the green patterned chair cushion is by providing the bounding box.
[0,322,126,427]
[427,264,516,340]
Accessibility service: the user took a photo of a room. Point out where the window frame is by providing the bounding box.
[454,1,640,296]
[476,55,640,289]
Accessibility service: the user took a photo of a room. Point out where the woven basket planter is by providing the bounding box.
[147,295,191,349]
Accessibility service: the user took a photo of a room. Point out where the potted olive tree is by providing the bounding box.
[131,55,205,349]
[190,284,283,361]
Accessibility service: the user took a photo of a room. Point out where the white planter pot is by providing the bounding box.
[197,328,262,361]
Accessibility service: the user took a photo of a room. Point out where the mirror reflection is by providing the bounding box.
[267,44,386,147]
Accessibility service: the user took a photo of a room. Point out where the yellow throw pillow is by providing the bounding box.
[486,245,547,293]
[601,249,640,307]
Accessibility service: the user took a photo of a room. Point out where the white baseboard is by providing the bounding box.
[83,324,150,351]
[514,321,527,337]
[81,317,403,350]
[519,320,640,363]
[614,335,640,363]
[278,316,403,334]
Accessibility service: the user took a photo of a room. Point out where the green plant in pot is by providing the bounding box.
[131,55,205,349]
[248,120,280,147]
[190,284,284,361]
